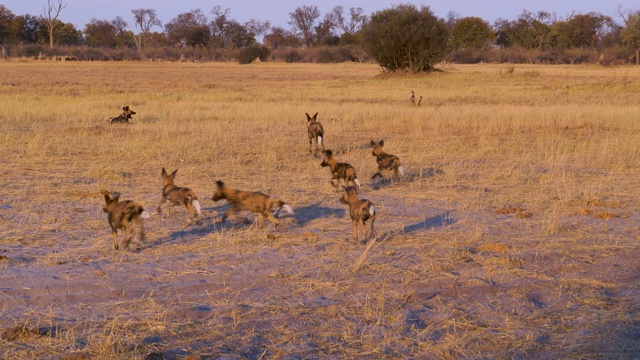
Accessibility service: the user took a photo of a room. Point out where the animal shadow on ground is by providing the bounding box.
[371,167,445,190]
[377,211,456,242]
[292,203,345,226]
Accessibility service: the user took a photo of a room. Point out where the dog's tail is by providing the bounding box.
[354,178,361,189]
[274,201,293,217]
[192,199,202,216]
[398,165,405,177]
[317,135,323,146]
[369,205,375,216]
[140,210,151,219]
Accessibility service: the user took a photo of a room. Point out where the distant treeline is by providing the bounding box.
[2,3,640,65]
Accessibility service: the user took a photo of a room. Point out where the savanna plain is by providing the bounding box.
[0,60,639,359]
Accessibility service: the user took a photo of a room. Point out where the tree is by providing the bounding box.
[14,14,44,44]
[56,21,81,45]
[0,5,16,57]
[451,17,494,49]
[494,11,554,49]
[315,17,338,46]
[131,8,162,50]
[551,12,614,49]
[165,9,210,48]
[329,6,366,35]
[289,5,320,47]
[84,18,117,47]
[621,10,640,64]
[263,26,301,49]
[360,4,449,72]
[111,16,132,48]
[41,0,66,48]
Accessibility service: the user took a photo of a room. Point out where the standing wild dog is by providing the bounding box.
[212,180,293,229]
[157,168,201,224]
[320,149,361,192]
[371,139,405,182]
[101,189,150,250]
[306,112,325,157]
[109,106,136,124]
[340,186,376,244]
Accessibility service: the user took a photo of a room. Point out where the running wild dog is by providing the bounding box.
[320,149,361,192]
[306,112,324,157]
[371,139,405,182]
[212,181,293,229]
[109,106,136,124]
[101,189,150,250]
[340,186,376,244]
[157,168,201,224]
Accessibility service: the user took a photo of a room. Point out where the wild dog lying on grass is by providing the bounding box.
[320,149,361,192]
[212,180,293,229]
[101,189,150,250]
[340,186,376,244]
[109,106,136,124]
[306,112,324,157]
[371,139,404,182]
[157,168,201,225]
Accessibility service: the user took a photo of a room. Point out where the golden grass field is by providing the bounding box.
[0,59,639,359]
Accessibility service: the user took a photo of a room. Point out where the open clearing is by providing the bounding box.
[0,61,639,359]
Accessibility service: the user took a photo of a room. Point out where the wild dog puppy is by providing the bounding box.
[157,168,201,224]
[101,189,150,250]
[371,139,405,182]
[320,149,361,192]
[212,180,293,229]
[306,112,324,157]
[109,106,136,124]
[339,186,376,244]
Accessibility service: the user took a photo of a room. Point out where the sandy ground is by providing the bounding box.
[1,156,639,359]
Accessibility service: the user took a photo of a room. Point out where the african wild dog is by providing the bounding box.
[320,149,361,192]
[339,186,376,244]
[157,168,201,224]
[370,139,404,182]
[101,189,150,250]
[109,106,137,124]
[212,180,293,229]
[410,90,422,107]
[306,112,324,157]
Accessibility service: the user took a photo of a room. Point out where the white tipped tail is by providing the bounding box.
[281,204,293,215]
[369,205,375,215]
[193,200,202,216]
[317,135,323,145]
[398,165,405,177]
[354,178,361,188]
[140,211,151,219]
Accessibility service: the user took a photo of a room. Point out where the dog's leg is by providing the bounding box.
[157,198,167,215]
[359,219,367,244]
[112,229,119,250]
[266,212,280,228]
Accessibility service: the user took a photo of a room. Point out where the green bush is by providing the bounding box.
[237,44,270,64]
[359,4,450,72]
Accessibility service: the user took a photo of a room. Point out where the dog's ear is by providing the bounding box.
[370,140,376,147]
[171,169,178,177]
[325,149,333,156]
[161,167,167,176]
[305,113,311,121]
[216,180,224,188]
[378,139,384,147]
[123,106,129,111]
[312,112,318,121]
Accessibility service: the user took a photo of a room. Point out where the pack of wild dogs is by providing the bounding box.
[103,108,405,250]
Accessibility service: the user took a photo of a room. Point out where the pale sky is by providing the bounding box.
[3,1,638,31]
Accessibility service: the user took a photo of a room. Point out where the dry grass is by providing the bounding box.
[0,60,639,359]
